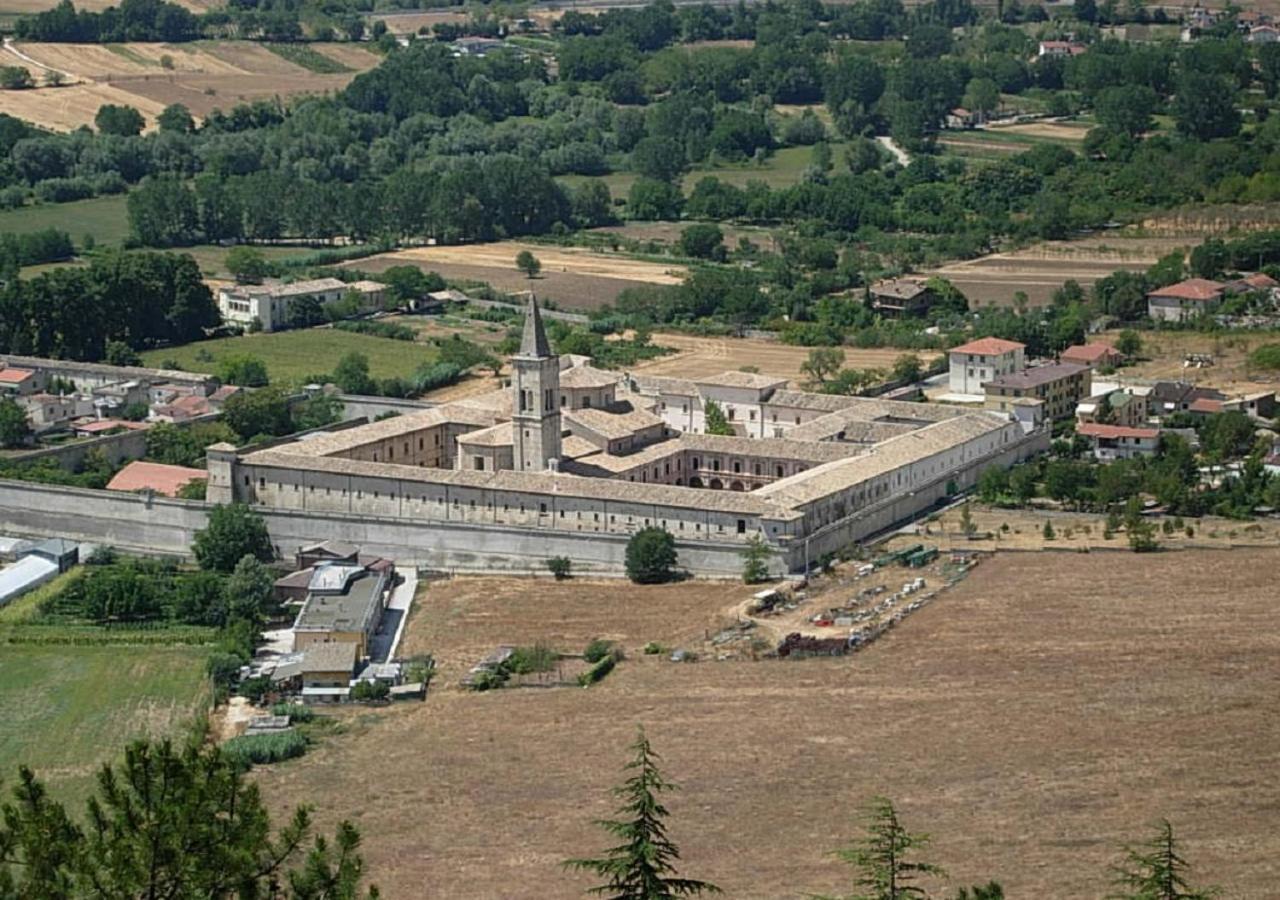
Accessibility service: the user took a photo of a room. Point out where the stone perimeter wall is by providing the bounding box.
[0,428,1048,576]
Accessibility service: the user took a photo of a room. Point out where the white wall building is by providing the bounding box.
[947,338,1026,395]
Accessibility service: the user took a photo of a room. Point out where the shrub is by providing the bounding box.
[269,702,315,723]
[546,556,572,580]
[643,641,666,655]
[333,320,416,341]
[584,638,614,663]
[351,679,390,701]
[221,730,307,768]
[577,654,615,687]
[508,643,558,674]
[1042,521,1056,540]
[238,676,271,704]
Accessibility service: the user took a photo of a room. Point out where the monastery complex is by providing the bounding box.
[207,298,1047,574]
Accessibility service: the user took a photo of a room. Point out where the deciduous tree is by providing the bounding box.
[193,503,274,572]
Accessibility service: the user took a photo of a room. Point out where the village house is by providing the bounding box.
[944,107,980,130]
[1146,279,1225,322]
[1149,381,1226,417]
[297,641,360,702]
[869,278,937,318]
[1037,40,1086,57]
[292,561,393,658]
[1060,342,1124,370]
[1222,391,1277,420]
[984,362,1092,421]
[1247,24,1280,42]
[1077,423,1162,461]
[947,337,1026,396]
[0,367,39,396]
[1076,388,1149,428]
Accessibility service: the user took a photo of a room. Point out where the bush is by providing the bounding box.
[333,320,416,341]
[1248,343,1280,371]
[577,654,615,687]
[269,702,314,723]
[584,638,614,663]
[546,556,572,580]
[221,730,307,768]
[350,679,390,701]
[238,675,271,703]
[508,643,558,674]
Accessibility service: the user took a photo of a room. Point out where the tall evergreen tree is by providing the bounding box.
[564,728,721,899]
[1110,820,1217,900]
[822,797,944,900]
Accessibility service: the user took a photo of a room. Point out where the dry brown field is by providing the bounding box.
[353,243,687,311]
[986,120,1091,142]
[253,549,1280,898]
[633,332,939,385]
[0,41,374,130]
[925,235,1196,307]
[1100,329,1280,393]
[888,503,1280,553]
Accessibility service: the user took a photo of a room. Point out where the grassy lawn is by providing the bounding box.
[0,194,131,246]
[0,644,209,806]
[140,327,440,385]
[180,244,303,280]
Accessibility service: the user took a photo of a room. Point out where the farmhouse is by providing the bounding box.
[205,297,1048,574]
[1146,279,1225,322]
[217,279,387,333]
[868,278,936,317]
[984,362,1091,421]
[947,337,1026,396]
[106,460,207,498]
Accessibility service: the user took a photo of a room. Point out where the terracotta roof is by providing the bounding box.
[106,461,207,497]
[0,368,35,384]
[1188,398,1224,414]
[73,419,149,434]
[1060,342,1119,364]
[1147,279,1225,302]
[950,338,1025,356]
[1077,423,1160,440]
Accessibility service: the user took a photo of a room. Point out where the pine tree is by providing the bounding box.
[1110,820,1217,900]
[564,728,721,899]
[959,502,976,536]
[823,797,944,900]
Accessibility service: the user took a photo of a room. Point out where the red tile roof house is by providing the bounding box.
[1060,342,1124,369]
[106,460,207,498]
[947,337,1026,395]
[0,367,38,396]
[1077,423,1161,461]
[1146,279,1225,323]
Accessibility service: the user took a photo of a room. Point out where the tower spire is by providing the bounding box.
[519,292,551,358]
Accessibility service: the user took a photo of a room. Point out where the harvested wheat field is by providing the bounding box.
[354,243,687,311]
[0,41,375,129]
[633,332,939,385]
[252,550,1280,898]
[0,82,167,131]
[925,236,1190,307]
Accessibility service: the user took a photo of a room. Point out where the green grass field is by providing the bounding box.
[264,42,352,74]
[0,194,131,246]
[140,327,439,384]
[0,645,209,806]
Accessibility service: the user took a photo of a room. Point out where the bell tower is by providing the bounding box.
[511,294,561,471]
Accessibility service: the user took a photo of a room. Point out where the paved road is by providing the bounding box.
[367,568,417,663]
